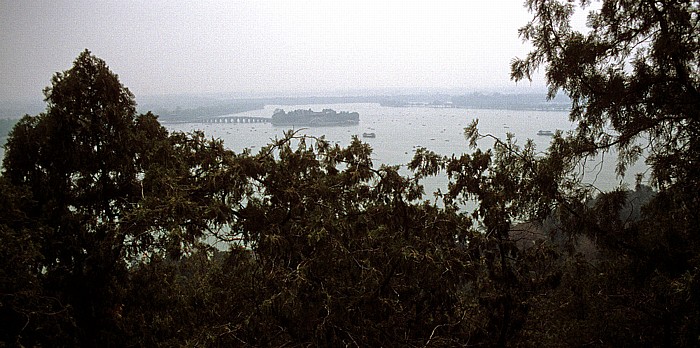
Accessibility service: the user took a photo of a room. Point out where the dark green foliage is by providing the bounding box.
[227,134,480,346]
[506,0,700,345]
[512,0,700,187]
[0,50,501,345]
[2,1,699,344]
[0,178,78,346]
[1,50,241,346]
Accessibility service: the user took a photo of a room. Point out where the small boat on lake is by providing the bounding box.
[362,132,376,138]
[537,130,554,136]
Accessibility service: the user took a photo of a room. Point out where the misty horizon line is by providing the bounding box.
[1,86,569,119]
[3,85,554,103]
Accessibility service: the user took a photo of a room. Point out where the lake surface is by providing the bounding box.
[0,103,644,199]
[165,103,648,197]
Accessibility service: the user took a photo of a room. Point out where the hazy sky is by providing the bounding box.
[1,1,552,102]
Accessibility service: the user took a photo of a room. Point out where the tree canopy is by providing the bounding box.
[1,50,242,346]
[506,0,700,344]
[512,0,699,187]
[2,1,700,346]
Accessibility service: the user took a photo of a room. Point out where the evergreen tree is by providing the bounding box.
[1,50,240,346]
[505,1,700,345]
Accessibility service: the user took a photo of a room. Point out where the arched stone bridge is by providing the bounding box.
[199,116,271,124]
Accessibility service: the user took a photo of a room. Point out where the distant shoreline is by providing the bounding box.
[1,92,571,122]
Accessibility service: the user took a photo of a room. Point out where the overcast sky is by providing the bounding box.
[1,1,554,102]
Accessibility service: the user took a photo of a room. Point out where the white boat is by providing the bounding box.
[537,130,554,136]
[362,132,376,138]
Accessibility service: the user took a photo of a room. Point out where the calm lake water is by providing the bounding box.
[0,103,644,199]
[165,103,648,197]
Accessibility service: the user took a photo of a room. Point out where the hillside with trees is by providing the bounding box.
[1,1,698,346]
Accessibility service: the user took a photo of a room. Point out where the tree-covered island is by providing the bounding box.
[271,108,360,127]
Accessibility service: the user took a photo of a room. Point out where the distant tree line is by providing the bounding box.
[449,92,570,111]
[1,1,698,346]
[376,93,571,110]
[152,102,265,123]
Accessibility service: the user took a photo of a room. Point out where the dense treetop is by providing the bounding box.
[1,2,699,346]
[512,0,699,186]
